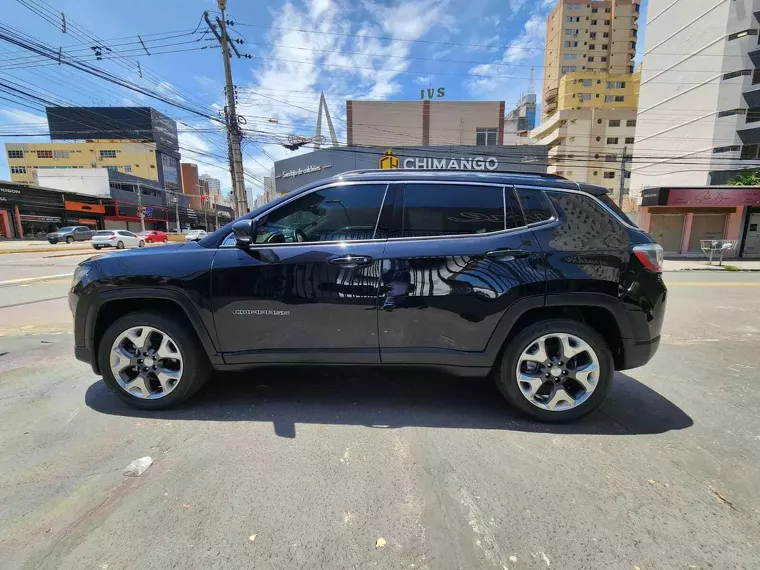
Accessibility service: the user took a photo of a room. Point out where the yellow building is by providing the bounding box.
[555,71,640,113]
[5,140,160,184]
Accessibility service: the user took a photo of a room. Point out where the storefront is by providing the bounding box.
[640,186,760,258]
[105,202,168,232]
[273,145,548,194]
[0,182,107,239]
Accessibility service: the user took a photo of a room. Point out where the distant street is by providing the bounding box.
[1,250,759,570]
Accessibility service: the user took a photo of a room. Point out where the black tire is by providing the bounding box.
[98,311,211,410]
[138,240,145,248]
[116,240,124,249]
[65,236,74,244]
[48,240,57,244]
[493,319,614,423]
[163,238,168,244]
[93,245,102,250]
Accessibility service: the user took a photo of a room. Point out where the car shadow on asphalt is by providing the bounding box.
[85,368,693,438]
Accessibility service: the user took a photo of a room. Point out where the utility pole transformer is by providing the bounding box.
[618,146,628,208]
[205,5,247,217]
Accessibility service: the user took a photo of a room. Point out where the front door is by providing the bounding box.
[378,182,546,367]
[744,212,760,256]
[212,182,390,365]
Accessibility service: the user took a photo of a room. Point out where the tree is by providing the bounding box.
[728,169,760,186]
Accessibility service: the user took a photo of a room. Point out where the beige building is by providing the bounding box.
[347,100,529,147]
[531,108,637,193]
[543,0,641,121]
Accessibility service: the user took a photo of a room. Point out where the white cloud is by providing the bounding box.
[233,0,456,189]
[414,75,433,86]
[465,5,551,99]
[509,0,528,12]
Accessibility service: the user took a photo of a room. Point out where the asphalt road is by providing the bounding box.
[0,258,759,570]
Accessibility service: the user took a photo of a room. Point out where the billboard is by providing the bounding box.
[46,107,179,151]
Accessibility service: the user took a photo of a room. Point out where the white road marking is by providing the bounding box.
[0,273,73,286]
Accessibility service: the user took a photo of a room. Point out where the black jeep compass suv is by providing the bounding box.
[70,170,666,422]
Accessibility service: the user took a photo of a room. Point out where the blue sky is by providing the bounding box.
[0,0,647,197]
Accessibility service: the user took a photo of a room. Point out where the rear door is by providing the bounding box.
[212,182,391,365]
[378,181,546,367]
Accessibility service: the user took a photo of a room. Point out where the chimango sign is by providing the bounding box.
[379,150,499,171]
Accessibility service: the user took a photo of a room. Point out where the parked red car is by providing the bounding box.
[138,230,168,244]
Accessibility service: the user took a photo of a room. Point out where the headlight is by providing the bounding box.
[71,263,94,288]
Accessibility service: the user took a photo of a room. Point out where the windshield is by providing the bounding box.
[58,227,75,232]
[94,231,114,236]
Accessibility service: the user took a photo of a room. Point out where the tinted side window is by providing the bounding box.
[516,188,554,224]
[400,184,507,238]
[254,184,387,244]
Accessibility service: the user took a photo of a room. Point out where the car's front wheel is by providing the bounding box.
[98,311,210,410]
[138,240,145,248]
[48,239,57,244]
[93,245,102,250]
[494,319,613,423]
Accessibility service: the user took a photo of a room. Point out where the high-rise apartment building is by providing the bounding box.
[630,0,760,195]
[543,0,641,121]
[504,94,538,138]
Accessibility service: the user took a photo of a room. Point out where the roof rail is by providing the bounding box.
[340,169,567,180]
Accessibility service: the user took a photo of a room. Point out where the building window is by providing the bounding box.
[625,171,631,178]
[100,149,117,159]
[602,44,609,49]
[609,120,621,127]
[723,69,757,80]
[605,7,611,13]
[591,19,598,25]
[564,41,579,47]
[605,95,614,102]
[741,144,760,160]
[564,53,578,60]
[626,119,637,127]
[53,150,70,159]
[566,16,580,22]
[634,3,640,12]
[604,19,611,25]
[630,41,636,49]
[714,145,741,153]
[7,149,23,159]
[605,154,617,162]
[589,44,596,50]
[10,165,26,174]
[606,81,626,88]
[124,165,132,173]
[591,7,598,13]
[625,137,635,144]
[718,109,747,117]
[561,66,577,73]
[747,107,760,123]
[601,56,608,62]
[588,56,595,62]
[581,79,592,86]
[615,96,625,102]
[475,128,498,146]
[603,32,610,38]
[104,165,119,172]
[753,69,760,84]
[728,30,758,41]
[607,137,619,144]
[579,93,592,101]
[566,3,581,10]
[36,150,53,159]
[590,32,597,39]
[604,172,616,179]
[565,29,579,36]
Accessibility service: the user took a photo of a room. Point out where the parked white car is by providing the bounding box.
[184,230,207,241]
[92,230,146,250]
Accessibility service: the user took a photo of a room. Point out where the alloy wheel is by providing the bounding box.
[109,326,183,399]
[515,332,600,412]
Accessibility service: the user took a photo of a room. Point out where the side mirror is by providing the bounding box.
[232,218,258,247]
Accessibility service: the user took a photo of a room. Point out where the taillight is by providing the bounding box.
[633,244,664,272]
[109,236,116,240]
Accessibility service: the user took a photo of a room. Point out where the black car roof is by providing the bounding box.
[317,169,611,196]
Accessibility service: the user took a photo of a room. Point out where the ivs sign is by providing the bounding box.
[420,87,445,99]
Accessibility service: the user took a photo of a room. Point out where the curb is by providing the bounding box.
[664,268,760,272]
[0,247,93,255]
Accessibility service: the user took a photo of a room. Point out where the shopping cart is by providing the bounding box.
[700,239,738,265]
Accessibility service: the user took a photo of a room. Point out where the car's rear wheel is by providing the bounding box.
[98,311,210,410]
[116,240,124,249]
[494,319,613,422]
[66,236,74,244]
[163,238,168,243]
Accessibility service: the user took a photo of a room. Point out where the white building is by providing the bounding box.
[630,0,760,199]
[199,174,221,195]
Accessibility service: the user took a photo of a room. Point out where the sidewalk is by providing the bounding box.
[663,258,760,272]
[0,240,94,254]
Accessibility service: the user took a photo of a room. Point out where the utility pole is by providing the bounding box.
[204,4,247,218]
[137,184,146,232]
[618,146,628,208]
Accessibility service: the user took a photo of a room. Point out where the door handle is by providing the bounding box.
[484,249,531,260]
[328,255,373,267]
